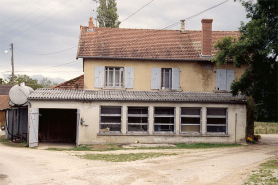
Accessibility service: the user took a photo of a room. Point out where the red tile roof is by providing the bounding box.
[52,75,84,90]
[0,95,10,110]
[76,26,239,60]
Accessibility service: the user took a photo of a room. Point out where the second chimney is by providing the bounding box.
[89,17,95,29]
[180,20,186,33]
[201,19,213,56]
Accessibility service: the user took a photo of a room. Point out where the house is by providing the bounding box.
[27,18,248,147]
[0,85,12,130]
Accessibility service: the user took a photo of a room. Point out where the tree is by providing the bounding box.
[97,0,121,28]
[7,74,43,90]
[39,77,58,88]
[212,1,277,124]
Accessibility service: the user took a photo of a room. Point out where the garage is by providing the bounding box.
[38,109,77,143]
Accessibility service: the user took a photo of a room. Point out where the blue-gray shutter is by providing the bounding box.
[94,66,104,88]
[226,69,234,91]
[151,68,161,89]
[172,68,180,90]
[125,67,134,89]
[216,69,227,90]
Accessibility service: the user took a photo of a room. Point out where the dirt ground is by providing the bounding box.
[0,134,277,185]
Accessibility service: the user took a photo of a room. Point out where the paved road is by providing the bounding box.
[0,135,277,185]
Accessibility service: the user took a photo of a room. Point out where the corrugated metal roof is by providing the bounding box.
[28,89,246,103]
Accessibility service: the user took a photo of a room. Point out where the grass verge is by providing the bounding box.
[77,153,177,162]
[0,135,27,147]
[245,159,278,185]
[46,142,242,151]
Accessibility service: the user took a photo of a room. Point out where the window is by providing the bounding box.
[105,67,123,87]
[94,66,134,89]
[127,107,148,133]
[206,108,227,133]
[151,68,180,90]
[100,106,121,132]
[180,108,201,133]
[161,68,172,89]
[216,69,234,91]
[154,107,175,132]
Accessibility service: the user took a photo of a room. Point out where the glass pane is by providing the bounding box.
[128,117,148,123]
[115,68,120,86]
[181,125,200,132]
[101,116,121,123]
[101,107,121,114]
[100,124,121,131]
[154,117,174,124]
[207,108,226,116]
[154,108,174,115]
[128,107,148,114]
[207,118,226,125]
[181,108,200,115]
[154,125,174,131]
[181,118,200,124]
[207,126,226,132]
[128,125,148,132]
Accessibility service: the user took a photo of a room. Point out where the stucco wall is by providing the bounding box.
[84,59,248,91]
[29,100,246,144]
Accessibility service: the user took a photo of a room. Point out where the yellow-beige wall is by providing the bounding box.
[83,59,248,91]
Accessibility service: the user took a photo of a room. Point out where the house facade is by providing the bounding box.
[27,18,247,147]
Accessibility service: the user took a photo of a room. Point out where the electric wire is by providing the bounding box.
[121,0,155,23]
[0,0,80,45]
[3,0,229,75]
[15,45,78,55]
[0,1,53,33]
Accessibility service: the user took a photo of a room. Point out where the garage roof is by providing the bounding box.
[28,89,246,103]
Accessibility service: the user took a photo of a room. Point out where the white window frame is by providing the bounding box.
[180,107,202,134]
[206,108,228,134]
[105,67,124,88]
[99,106,122,133]
[161,68,172,89]
[127,107,149,133]
[153,107,175,133]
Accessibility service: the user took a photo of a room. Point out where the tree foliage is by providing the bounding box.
[212,0,278,122]
[2,75,58,90]
[97,0,121,28]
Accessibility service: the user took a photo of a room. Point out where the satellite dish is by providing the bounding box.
[9,84,34,105]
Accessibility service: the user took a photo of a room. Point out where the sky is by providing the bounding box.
[0,0,249,84]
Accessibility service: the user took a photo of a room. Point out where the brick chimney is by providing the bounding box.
[201,19,213,56]
[89,17,95,29]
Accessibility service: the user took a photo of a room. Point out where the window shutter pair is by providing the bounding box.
[151,68,180,90]
[216,69,234,91]
[94,66,134,88]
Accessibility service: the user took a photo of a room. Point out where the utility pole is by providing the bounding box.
[11,43,14,86]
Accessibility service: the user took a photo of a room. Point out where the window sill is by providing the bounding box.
[97,133,230,137]
[103,87,126,90]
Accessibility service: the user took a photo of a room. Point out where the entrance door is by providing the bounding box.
[76,109,80,146]
[29,108,39,147]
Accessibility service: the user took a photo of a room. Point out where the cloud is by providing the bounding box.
[0,0,248,82]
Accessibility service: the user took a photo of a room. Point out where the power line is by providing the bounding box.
[121,0,155,23]
[0,0,80,45]
[15,45,78,55]
[0,0,42,25]
[0,1,52,32]
[0,0,71,40]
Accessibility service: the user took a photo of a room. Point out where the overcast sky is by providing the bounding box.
[0,0,248,84]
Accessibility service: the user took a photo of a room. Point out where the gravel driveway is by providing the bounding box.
[0,134,277,185]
